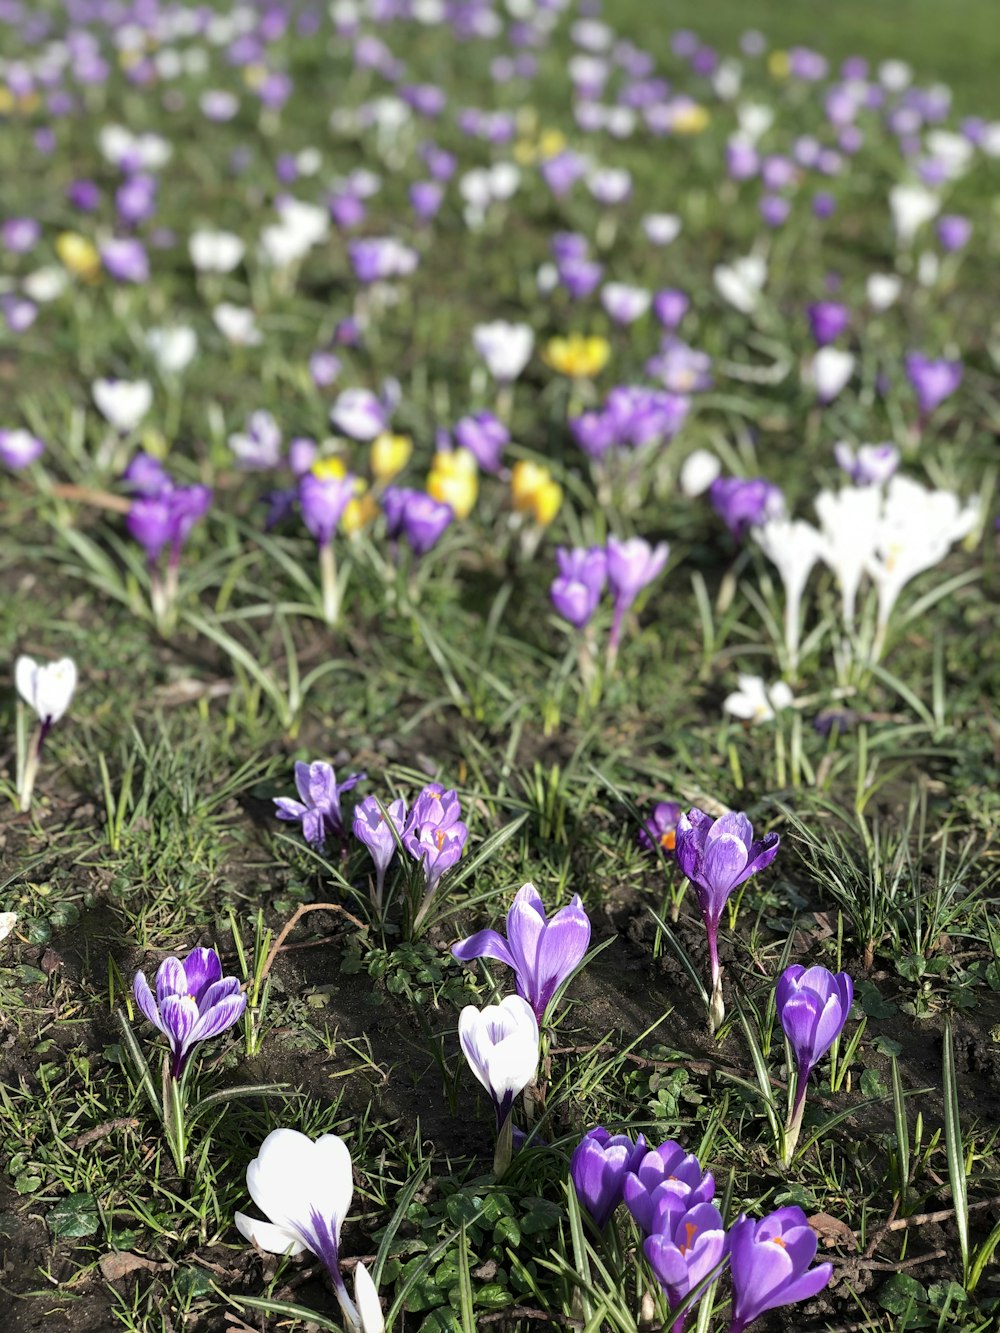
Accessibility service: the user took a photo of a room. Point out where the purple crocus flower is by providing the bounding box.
[675,809,780,1031]
[0,428,45,470]
[298,471,354,547]
[126,484,212,563]
[833,441,899,486]
[309,350,342,388]
[353,794,407,905]
[624,1141,715,1236]
[936,214,971,252]
[133,947,246,1079]
[1,217,40,253]
[409,180,444,222]
[383,488,454,556]
[101,237,150,283]
[68,179,101,211]
[638,801,681,855]
[452,882,592,1023]
[760,195,791,228]
[653,289,690,329]
[558,256,604,300]
[123,451,171,496]
[116,173,157,226]
[570,1127,647,1229]
[453,412,508,473]
[806,301,849,346]
[550,545,607,629]
[274,760,364,848]
[727,1206,833,1332]
[776,965,853,1160]
[645,1202,729,1333]
[606,537,668,613]
[709,477,784,540]
[905,353,963,415]
[403,783,468,890]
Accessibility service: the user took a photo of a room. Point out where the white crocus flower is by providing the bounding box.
[459,995,539,1122]
[713,254,767,314]
[814,486,882,627]
[866,272,902,311]
[23,267,69,303]
[212,304,263,346]
[641,213,682,246]
[806,347,855,404]
[867,476,980,654]
[723,674,794,724]
[753,518,824,671]
[15,655,78,812]
[737,101,774,142]
[92,378,152,433]
[235,1129,383,1332]
[16,655,77,725]
[889,184,940,246]
[189,229,245,274]
[145,326,197,375]
[0,913,17,943]
[472,321,534,383]
[679,448,721,497]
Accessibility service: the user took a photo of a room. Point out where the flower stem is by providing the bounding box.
[493,1112,513,1179]
[319,541,339,627]
[706,926,725,1035]
[17,722,46,813]
[782,1075,809,1167]
[162,1058,187,1179]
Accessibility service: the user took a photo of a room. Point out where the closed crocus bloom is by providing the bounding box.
[299,469,355,546]
[624,1140,715,1235]
[56,231,101,281]
[235,1129,382,1332]
[92,378,153,433]
[904,352,963,415]
[805,347,855,403]
[728,1206,833,1332]
[459,994,540,1127]
[601,282,651,325]
[353,795,407,905]
[833,442,899,487]
[606,537,668,611]
[189,229,245,273]
[472,320,534,382]
[511,460,562,525]
[866,272,902,311]
[453,412,508,473]
[806,301,849,346]
[712,255,766,314]
[543,334,610,379]
[16,655,77,726]
[453,882,592,1022]
[550,545,607,628]
[370,432,412,481]
[133,947,246,1079]
[676,809,780,1032]
[427,448,478,519]
[753,517,824,670]
[146,326,197,375]
[814,486,882,626]
[679,449,721,498]
[100,237,150,283]
[0,429,45,471]
[777,965,853,1083]
[331,388,388,441]
[709,477,784,540]
[571,1127,647,1229]
[644,1201,728,1331]
[889,182,939,246]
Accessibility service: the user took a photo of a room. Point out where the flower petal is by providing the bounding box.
[235,1212,308,1256]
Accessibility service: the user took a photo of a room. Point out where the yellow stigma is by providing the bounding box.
[543,334,610,380]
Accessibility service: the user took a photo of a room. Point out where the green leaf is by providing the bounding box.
[878,1272,926,1314]
[855,979,897,1019]
[521,1197,562,1235]
[48,1193,100,1238]
[14,1174,41,1195]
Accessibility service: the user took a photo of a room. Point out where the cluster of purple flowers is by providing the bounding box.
[123,453,212,578]
[572,1131,832,1331]
[569,386,690,461]
[709,476,785,540]
[273,765,470,905]
[550,537,669,666]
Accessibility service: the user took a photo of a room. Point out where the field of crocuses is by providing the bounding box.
[3,0,1000,1330]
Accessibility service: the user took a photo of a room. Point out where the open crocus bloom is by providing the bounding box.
[15,655,77,726]
[235,1128,383,1332]
[459,994,539,1126]
[133,946,245,1079]
[728,1206,833,1332]
[452,882,592,1022]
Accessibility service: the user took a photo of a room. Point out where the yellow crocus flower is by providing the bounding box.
[342,487,379,534]
[768,50,791,79]
[370,432,412,481]
[511,460,563,526]
[543,334,610,380]
[427,448,478,520]
[55,232,102,282]
[672,103,710,134]
[538,129,567,158]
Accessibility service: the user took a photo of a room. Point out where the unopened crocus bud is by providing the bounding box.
[571,1128,647,1228]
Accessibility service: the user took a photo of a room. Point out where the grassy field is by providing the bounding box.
[1,2,1000,1332]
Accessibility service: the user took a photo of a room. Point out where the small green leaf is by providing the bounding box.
[14,1174,42,1195]
[855,980,897,1019]
[879,1272,926,1314]
[48,1192,100,1238]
